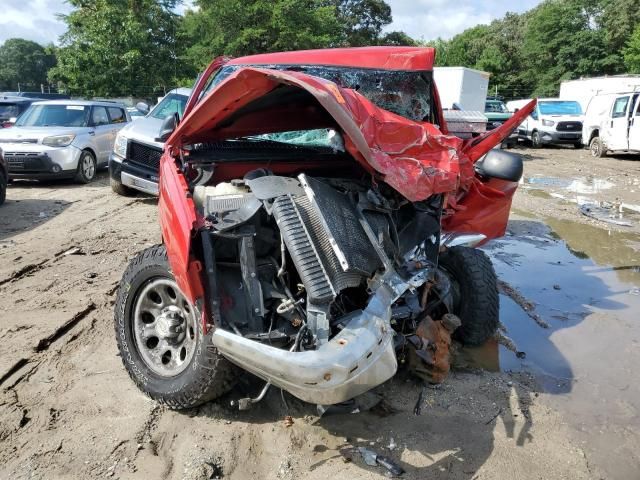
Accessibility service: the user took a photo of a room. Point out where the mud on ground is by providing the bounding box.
[0,149,638,480]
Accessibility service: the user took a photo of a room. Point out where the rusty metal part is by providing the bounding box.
[406,313,461,384]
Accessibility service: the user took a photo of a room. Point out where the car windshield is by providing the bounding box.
[539,101,582,115]
[15,104,89,127]
[200,64,432,148]
[150,93,188,119]
[485,101,508,113]
[0,103,20,120]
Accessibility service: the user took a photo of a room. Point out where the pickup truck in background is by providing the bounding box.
[507,98,583,148]
[583,92,640,157]
[485,97,516,148]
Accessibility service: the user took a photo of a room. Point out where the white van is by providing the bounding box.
[584,92,640,157]
[506,98,583,148]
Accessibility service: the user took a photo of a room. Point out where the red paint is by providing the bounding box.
[226,46,435,71]
[159,47,537,319]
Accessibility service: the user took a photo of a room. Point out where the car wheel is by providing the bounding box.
[531,131,542,148]
[114,245,237,409]
[0,171,6,206]
[75,150,97,184]
[590,136,606,158]
[438,246,499,346]
[110,177,135,196]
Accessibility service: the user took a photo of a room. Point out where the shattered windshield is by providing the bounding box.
[200,64,432,149]
[203,64,432,122]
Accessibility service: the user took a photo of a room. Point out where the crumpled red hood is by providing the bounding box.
[167,67,535,202]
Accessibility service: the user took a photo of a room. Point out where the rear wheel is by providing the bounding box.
[114,245,236,409]
[438,246,499,346]
[590,136,606,158]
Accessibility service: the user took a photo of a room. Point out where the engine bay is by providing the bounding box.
[192,168,446,353]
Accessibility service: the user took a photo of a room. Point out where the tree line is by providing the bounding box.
[1,0,639,100]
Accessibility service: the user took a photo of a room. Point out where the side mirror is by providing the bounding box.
[155,113,177,142]
[135,101,150,115]
[475,149,523,182]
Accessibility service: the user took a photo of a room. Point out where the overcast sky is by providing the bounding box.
[0,0,543,46]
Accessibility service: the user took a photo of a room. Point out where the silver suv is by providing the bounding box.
[0,100,130,183]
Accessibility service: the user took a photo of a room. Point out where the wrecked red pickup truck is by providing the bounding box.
[114,47,535,409]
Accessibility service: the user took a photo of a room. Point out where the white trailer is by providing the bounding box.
[434,67,490,112]
[560,75,640,111]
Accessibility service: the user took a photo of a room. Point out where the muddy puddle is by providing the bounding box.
[468,213,640,474]
[522,174,640,227]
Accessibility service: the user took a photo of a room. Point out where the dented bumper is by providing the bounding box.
[211,271,428,405]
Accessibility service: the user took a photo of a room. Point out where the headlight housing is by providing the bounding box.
[542,119,555,127]
[113,133,128,158]
[42,134,76,147]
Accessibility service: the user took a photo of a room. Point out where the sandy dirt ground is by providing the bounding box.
[0,148,638,479]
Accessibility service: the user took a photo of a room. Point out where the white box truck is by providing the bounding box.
[560,75,640,112]
[434,67,490,112]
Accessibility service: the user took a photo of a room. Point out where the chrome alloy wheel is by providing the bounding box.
[132,278,197,377]
[81,153,95,179]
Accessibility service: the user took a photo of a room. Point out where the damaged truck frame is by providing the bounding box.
[114,47,535,409]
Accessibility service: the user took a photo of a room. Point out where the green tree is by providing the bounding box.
[181,0,343,70]
[180,0,407,70]
[49,0,183,97]
[600,0,640,54]
[0,38,56,91]
[379,31,417,46]
[623,25,640,73]
[334,0,392,46]
[521,0,618,96]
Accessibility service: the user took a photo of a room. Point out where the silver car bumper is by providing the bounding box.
[2,144,82,175]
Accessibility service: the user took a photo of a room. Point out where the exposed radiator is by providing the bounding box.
[271,178,372,304]
[272,194,336,304]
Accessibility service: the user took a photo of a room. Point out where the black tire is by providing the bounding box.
[438,246,499,346]
[114,245,236,409]
[110,176,135,196]
[590,136,606,158]
[74,150,97,184]
[0,170,6,206]
[531,131,542,148]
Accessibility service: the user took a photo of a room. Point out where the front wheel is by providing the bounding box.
[590,136,606,158]
[114,245,236,409]
[531,131,542,148]
[438,246,499,346]
[110,177,135,196]
[0,170,6,206]
[75,150,97,183]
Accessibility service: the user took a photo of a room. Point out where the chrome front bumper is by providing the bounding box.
[121,171,159,195]
[212,269,429,405]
